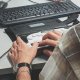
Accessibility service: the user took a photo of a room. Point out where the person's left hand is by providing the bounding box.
[39,31,61,46]
[39,31,62,57]
[9,36,39,65]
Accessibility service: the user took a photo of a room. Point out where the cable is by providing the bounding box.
[0,48,10,59]
[0,0,12,9]
[28,0,39,4]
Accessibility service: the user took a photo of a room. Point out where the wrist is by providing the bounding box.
[13,62,31,73]
[16,67,30,80]
[18,57,33,64]
[18,67,30,73]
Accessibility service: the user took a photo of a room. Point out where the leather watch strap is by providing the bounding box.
[18,63,31,69]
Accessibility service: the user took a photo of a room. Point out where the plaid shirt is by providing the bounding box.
[39,23,80,80]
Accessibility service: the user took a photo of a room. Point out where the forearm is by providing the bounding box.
[16,67,31,80]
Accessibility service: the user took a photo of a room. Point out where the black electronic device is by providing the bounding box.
[0,0,80,26]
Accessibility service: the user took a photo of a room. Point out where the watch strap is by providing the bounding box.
[18,63,31,69]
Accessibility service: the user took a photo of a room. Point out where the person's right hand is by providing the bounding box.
[39,31,62,56]
[9,36,39,65]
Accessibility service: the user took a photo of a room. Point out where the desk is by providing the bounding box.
[0,0,80,75]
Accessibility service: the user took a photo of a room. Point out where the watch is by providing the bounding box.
[13,63,31,72]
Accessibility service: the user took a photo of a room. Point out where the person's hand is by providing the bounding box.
[39,31,62,56]
[9,36,39,65]
[39,31,62,46]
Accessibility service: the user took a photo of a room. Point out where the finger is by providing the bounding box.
[53,30,62,36]
[43,49,53,57]
[16,36,28,50]
[8,52,14,59]
[8,52,15,62]
[16,37,23,50]
[10,47,14,53]
[13,41,18,49]
[39,39,58,47]
[43,32,60,40]
[16,36,25,45]
[13,48,18,60]
[10,47,17,59]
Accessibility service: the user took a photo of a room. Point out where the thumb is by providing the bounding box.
[32,42,39,50]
